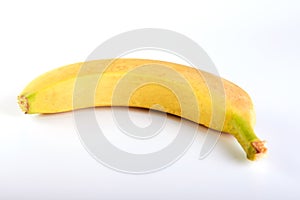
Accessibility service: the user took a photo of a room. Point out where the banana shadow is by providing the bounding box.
[125,107,247,162]
[32,106,247,162]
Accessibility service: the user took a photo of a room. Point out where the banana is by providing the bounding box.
[18,58,267,160]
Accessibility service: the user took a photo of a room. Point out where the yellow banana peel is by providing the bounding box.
[18,58,267,160]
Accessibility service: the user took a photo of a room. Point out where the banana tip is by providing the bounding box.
[252,140,267,160]
[18,95,29,113]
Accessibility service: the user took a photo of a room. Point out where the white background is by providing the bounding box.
[1,0,300,199]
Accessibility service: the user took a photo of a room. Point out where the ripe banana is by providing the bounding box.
[18,58,267,160]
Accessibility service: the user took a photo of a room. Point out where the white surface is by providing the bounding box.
[1,0,300,199]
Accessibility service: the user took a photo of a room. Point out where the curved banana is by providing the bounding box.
[18,58,267,160]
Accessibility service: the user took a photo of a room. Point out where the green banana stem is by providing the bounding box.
[230,115,267,160]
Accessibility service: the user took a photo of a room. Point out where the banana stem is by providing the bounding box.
[230,115,267,160]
